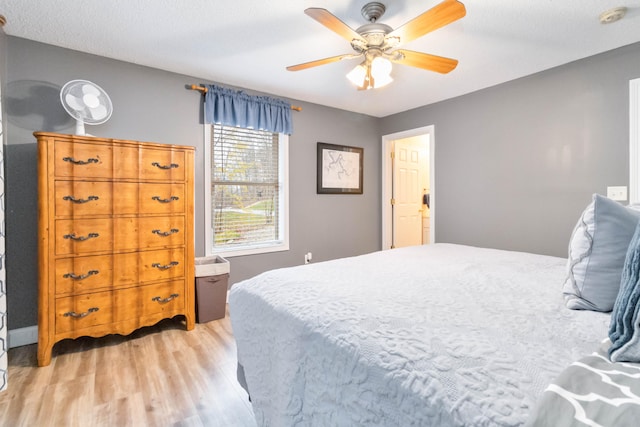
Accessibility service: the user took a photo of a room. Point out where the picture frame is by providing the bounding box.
[317,142,363,194]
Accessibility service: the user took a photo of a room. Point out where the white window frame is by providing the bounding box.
[203,125,289,257]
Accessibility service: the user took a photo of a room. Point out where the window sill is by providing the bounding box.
[211,242,289,258]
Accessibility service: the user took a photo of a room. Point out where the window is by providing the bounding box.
[205,124,289,257]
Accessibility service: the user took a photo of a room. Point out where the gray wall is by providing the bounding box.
[6,36,640,331]
[5,37,381,330]
[381,42,640,258]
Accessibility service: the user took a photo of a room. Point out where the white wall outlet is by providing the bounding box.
[607,186,628,201]
[304,252,312,264]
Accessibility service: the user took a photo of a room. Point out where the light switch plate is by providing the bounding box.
[607,186,628,201]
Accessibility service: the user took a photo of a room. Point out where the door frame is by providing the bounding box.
[381,125,435,250]
[630,78,640,203]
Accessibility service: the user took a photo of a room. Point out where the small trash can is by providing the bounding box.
[195,255,230,323]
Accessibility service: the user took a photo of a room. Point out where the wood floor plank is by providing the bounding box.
[46,374,95,426]
[93,339,140,406]
[2,308,256,426]
[0,394,42,427]
[94,392,149,426]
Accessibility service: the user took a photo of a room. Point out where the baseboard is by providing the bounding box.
[8,326,38,348]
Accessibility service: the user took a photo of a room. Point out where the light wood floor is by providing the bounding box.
[0,308,257,427]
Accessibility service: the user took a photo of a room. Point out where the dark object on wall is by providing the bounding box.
[317,142,364,194]
[423,193,430,208]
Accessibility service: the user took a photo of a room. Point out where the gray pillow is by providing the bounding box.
[563,194,640,311]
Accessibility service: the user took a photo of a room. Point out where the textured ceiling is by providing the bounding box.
[2,0,639,117]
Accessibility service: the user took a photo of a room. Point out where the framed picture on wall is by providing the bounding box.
[317,142,363,194]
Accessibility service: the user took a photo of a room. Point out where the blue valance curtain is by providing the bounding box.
[204,84,293,135]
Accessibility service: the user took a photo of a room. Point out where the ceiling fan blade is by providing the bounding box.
[305,8,365,43]
[388,0,466,46]
[392,50,459,74]
[286,54,358,71]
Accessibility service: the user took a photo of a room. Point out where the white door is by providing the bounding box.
[392,137,427,248]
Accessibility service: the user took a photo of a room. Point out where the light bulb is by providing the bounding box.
[346,64,367,87]
[371,57,392,80]
[373,73,393,89]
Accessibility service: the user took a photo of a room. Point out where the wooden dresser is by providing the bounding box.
[36,132,195,366]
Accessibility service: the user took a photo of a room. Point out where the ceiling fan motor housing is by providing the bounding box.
[354,1,392,50]
[361,2,386,22]
[354,23,393,50]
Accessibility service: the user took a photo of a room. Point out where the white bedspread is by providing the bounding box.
[229,244,611,426]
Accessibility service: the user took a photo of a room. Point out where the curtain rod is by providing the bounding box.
[189,84,302,111]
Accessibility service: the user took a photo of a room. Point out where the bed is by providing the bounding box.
[229,243,613,426]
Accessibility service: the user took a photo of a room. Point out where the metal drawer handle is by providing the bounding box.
[62,156,99,165]
[152,261,179,270]
[152,196,179,203]
[63,270,99,280]
[152,293,179,304]
[63,232,99,241]
[152,228,179,237]
[63,307,99,318]
[152,162,179,170]
[63,195,99,204]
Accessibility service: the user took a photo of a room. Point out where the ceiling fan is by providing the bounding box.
[287,0,466,90]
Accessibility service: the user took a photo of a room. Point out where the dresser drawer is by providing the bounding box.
[55,181,185,216]
[54,141,187,181]
[117,280,186,321]
[54,141,113,179]
[55,280,186,335]
[55,181,113,217]
[55,219,113,255]
[55,255,113,295]
[114,146,186,181]
[113,182,185,214]
[57,217,185,254]
[56,248,184,296]
[114,248,185,285]
[55,291,116,334]
[115,216,185,251]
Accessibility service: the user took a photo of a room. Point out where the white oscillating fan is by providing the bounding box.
[60,80,113,135]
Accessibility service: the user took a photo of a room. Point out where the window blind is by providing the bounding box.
[211,124,281,250]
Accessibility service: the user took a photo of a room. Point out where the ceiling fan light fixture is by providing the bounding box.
[347,63,368,87]
[346,57,393,90]
[371,56,392,80]
[373,72,393,89]
[370,56,393,89]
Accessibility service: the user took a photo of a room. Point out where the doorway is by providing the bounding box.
[630,78,639,203]
[382,126,434,250]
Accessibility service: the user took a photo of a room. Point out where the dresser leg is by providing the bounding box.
[185,314,195,331]
[37,342,53,367]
